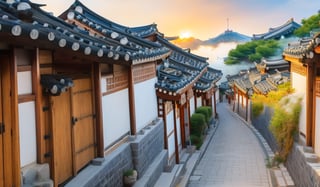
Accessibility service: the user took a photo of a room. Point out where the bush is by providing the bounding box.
[190,135,203,150]
[252,101,264,118]
[190,113,206,137]
[195,106,212,123]
[269,98,301,163]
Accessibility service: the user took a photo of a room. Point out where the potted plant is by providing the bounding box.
[123,169,137,187]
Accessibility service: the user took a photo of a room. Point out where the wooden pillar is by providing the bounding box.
[187,100,191,144]
[162,101,168,149]
[93,63,104,157]
[172,101,180,163]
[128,66,136,135]
[194,93,197,110]
[213,89,217,117]
[306,62,314,147]
[179,104,186,147]
[245,95,248,121]
[34,48,45,163]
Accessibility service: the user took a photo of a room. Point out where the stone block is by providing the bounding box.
[36,163,50,181]
[303,146,314,153]
[91,157,105,166]
[305,153,319,163]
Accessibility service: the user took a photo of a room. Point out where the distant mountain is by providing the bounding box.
[169,37,203,50]
[166,30,251,49]
[203,30,251,46]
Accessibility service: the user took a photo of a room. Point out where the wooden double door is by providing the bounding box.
[50,77,96,185]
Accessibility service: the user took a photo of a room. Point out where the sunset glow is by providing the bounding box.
[179,31,192,39]
[32,0,319,40]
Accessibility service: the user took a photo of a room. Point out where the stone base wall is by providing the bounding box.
[251,106,278,152]
[66,118,165,187]
[131,118,165,177]
[286,144,320,187]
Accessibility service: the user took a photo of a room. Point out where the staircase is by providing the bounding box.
[21,163,53,187]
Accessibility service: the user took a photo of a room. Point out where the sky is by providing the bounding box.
[31,0,319,40]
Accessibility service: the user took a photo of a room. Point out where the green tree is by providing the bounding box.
[225,40,280,64]
[294,12,320,37]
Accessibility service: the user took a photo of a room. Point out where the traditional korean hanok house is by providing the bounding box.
[60,0,171,149]
[227,64,290,121]
[283,33,320,154]
[252,18,301,40]
[0,1,170,186]
[193,67,223,117]
[60,0,223,168]
[155,35,222,164]
[59,1,175,186]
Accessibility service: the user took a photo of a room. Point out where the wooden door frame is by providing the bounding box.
[0,50,20,186]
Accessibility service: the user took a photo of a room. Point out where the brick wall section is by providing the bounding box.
[131,118,165,178]
[286,144,320,186]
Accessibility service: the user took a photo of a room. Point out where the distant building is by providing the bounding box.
[225,59,290,121]
[252,18,301,40]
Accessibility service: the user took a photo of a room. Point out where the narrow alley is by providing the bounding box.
[188,102,271,187]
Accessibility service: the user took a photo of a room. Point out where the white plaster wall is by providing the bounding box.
[134,78,158,132]
[215,89,220,103]
[315,97,320,155]
[190,96,195,115]
[292,72,306,94]
[168,133,175,159]
[176,117,181,146]
[167,111,174,134]
[291,72,307,139]
[102,89,130,148]
[18,71,32,95]
[197,97,202,108]
[18,101,37,167]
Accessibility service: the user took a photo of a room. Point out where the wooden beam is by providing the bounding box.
[128,66,136,135]
[163,101,168,149]
[306,63,314,147]
[179,104,186,148]
[93,63,104,157]
[213,89,217,117]
[34,48,46,164]
[172,101,180,164]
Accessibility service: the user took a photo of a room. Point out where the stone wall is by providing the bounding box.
[66,118,166,187]
[131,118,165,177]
[66,143,134,187]
[286,144,320,186]
[251,106,278,152]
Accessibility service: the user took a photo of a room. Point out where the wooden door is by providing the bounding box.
[0,63,4,187]
[0,53,16,186]
[71,78,95,173]
[51,91,73,185]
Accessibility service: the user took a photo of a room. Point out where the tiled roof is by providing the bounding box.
[0,1,170,65]
[283,33,320,60]
[253,18,301,40]
[62,0,160,42]
[227,67,289,96]
[194,67,223,92]
[256,58,289,73]
[154,36,221,95]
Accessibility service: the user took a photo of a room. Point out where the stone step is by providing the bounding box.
[154,164,182,187]
[21,163,53,187]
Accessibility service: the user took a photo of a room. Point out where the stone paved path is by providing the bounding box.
[187,102,271,187]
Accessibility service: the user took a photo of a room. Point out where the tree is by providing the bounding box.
[294,12,320,37]
[225,40,280,64]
